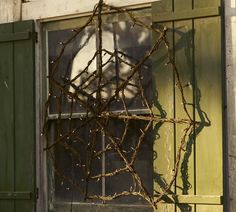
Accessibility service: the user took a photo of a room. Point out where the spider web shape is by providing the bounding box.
[44,0,197,209]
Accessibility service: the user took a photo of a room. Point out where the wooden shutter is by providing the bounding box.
[152,0,224,211]
[0,20,36,212]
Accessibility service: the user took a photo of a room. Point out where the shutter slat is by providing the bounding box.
[152,22,175,212]
[14,20,36,212]
[174,1,195,212]
[194,16,223,212]
[0,22,15,212]
[152,2,175,212]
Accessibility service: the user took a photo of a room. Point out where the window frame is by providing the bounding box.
[41,6,155,212]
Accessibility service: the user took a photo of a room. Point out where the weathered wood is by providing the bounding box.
[14,20,36,212]
[196,205,223,212]
[54,203,153,212]
[173,1,195,212]
[0,192,32,200]
[164,194,222,204]
[152,1,175,212]
[153,7,221,22]
[225,0,236,211]
[0,32,30,42]
[152,0,224,211]
[174,1,195,212]
[0,20,36,212]
[194,15,223,212]
[0,21,15,212]
[194,0,220,8]
[194,1,223,211]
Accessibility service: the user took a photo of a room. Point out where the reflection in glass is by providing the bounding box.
[50,119,102,202]
[47,16,153,208]
[48,19,152,114]
[105,119,153,204]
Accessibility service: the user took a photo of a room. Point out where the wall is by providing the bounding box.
[23,0,158,20]
[225,0,236,211]
[0,0,21,23]
[0,0,156,23]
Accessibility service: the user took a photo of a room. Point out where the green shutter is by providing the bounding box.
[152,0,223,211]
[0,20,36,212]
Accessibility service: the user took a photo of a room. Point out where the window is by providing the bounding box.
[43,7,154,212]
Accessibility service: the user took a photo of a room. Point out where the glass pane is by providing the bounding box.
[105,119,153,204]
[48,118,153,205]
[48,119,102,202]
[48,26,96,114]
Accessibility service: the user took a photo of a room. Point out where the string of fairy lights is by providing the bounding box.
[42,0,199,209]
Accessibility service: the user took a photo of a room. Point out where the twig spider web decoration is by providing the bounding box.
[43,0,199,209]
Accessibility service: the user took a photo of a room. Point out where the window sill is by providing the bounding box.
[50,202,153,212]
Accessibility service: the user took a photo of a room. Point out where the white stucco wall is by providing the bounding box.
[0,0,156,23]
[22,0,158,20]
[0,0,21,23]
[1,0,236,211]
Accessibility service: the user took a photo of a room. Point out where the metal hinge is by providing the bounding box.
[36,188,39,199]
[34,32,39,43]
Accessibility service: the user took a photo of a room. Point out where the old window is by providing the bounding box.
[43,7,154,212]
